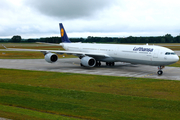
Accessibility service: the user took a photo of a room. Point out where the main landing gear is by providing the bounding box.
[106,62,115,66]
[96,61,101,66]
[157,66,165,75]
[95,61,115,67]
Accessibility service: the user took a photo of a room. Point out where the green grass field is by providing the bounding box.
[1,69,180,119]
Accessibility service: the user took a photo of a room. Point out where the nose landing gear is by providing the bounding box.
[157,66,165,75]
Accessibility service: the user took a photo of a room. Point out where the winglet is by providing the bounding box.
[2,44,7,49]
[59,23,71,43]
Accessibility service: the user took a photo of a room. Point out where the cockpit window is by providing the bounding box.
[171,53,176,55]
[165,52,170,55]
[165,52,176,55]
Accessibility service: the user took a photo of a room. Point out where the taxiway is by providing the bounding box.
[0,58,179,80]
[175,51,180,56]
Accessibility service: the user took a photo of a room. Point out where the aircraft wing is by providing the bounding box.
[5,47,109,58]
[36,42,61,46]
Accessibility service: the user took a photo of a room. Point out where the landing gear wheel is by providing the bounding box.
[106,62,109,66]
[99,62,101,66]
[80,63,84,67]
[96,61,101,67]
[157,70,163,75]
[157,66,165,75]
[106,62,115,66]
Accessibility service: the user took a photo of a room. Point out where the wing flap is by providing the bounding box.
[85,53,109,57]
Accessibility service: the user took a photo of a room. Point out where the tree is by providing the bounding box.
[11,35,22,43]
[165,34,173,43]
[161,38,166,43]
[175,35,180,43]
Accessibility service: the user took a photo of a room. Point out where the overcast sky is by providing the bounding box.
[0,0,180,38]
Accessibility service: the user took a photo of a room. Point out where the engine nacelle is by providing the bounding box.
[45,53,58,63]
[81,56,96,67]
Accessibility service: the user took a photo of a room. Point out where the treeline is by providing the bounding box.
[1,34,180,43]
[85,34,180,43]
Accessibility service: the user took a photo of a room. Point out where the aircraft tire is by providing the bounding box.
[106,62,109,66]
[106,62,115,66]
[157,70,163,75]
[99,62,101,66]
[96,61,101,66]
[80,63,84,67]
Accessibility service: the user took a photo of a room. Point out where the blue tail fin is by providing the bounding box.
[59,23,71,43]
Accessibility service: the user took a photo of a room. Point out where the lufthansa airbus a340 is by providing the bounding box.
[5,23,179,75]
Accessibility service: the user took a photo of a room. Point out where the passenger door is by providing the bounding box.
[153,49,159,58]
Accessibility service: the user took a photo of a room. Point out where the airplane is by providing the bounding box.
[5,23,179,75]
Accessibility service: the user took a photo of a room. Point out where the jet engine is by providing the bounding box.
[81,56,96,67]
[45,53,58,63]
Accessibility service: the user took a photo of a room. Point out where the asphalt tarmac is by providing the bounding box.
[0,58,179,80]
[175,51,180,56]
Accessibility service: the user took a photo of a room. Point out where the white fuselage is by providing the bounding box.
[61,43,179,66]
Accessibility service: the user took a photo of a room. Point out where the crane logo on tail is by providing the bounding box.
[61,28,64,37]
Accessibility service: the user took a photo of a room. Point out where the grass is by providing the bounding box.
[1,69,180,119]
[0,104,79,120]
[163,46,180,50]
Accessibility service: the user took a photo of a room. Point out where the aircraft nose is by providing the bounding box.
[174,55,179,62]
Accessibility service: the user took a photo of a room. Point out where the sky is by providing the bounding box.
[0,0,180,38]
